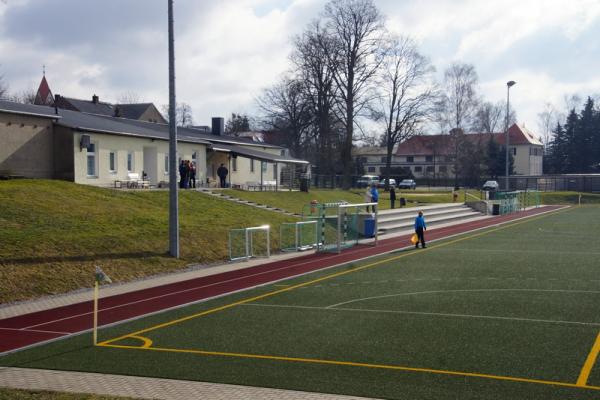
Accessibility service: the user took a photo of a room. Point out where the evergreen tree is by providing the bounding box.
[577,97,596,172]
[546,122,567,173]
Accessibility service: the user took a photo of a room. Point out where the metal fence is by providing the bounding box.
[307,174,600,193]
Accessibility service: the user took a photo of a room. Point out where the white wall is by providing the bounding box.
[73,131,206,187]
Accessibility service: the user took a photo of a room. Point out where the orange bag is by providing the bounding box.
[411,234,418,244]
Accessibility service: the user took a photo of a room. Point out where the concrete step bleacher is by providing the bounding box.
[377,203,489,235]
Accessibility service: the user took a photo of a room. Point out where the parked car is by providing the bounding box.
[378,178,396,188]
[482,180,499,191]
[356,175,379,188]
[398,179,416,190]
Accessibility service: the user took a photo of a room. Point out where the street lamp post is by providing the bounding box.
[168,0,179,258]
[505,80,516,191]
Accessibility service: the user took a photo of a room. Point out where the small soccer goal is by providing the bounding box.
[303,201,379,254]
[280,221,318,251]
[228,225,271,261]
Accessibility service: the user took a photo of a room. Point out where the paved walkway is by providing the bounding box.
[0,367,378,400]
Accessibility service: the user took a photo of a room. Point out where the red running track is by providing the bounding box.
[0,206,563,354]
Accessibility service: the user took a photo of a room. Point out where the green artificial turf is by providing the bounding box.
[3,206,599,399]
[0,388,140,400]
[0,180,295,303]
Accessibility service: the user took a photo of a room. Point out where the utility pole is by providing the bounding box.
[505,80,516,191]
[168,0,179,257]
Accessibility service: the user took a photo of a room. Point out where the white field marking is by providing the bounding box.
[22,237,412,330]
[436,247,600,255]
[0,327,71,335]
[241,303,600,327]
[8,206,569,353]
[537,227,593,236]
[326,288,600,309]
[306,277,596,287]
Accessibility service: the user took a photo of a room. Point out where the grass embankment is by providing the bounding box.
[0,180,294,304]
[0,388,139,400]
[222,188,481,214]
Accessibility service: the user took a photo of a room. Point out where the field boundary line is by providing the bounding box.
[241,302,600,327]
[100,343,600,391]
[577,332,600,386]
[99,206,572,347]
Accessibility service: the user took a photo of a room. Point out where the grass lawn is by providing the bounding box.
[0,388,139,400]
[3,206,599,400]
[0,180,295,304]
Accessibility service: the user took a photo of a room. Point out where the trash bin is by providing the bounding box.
[492,203,500,215]
[399,197,406,207]
[364,217,376,238]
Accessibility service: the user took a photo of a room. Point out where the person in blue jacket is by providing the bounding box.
[414,211,426,248]
[370,183,379,213]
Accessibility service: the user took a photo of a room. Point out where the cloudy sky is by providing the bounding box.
[1,0,599,134]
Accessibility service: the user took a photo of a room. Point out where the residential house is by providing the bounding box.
[0,100,308,188]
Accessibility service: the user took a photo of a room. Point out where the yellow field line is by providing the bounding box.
[128,335,153,349]
[577,332,600,386]
[100,343,600,391]
[99,206,571,347]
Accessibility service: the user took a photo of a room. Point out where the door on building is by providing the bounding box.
[143,147,157,185]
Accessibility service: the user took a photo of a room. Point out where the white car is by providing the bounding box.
[356,175,379,188]
[482,180,499,191]
[378,178,396,188]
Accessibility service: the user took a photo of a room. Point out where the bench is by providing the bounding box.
[246,180,277,191]
[115,173,150,189]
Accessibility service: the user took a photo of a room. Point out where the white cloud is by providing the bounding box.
[1,0,599,132]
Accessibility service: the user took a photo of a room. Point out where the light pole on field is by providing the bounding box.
[505,80,516,191]
[168,0,179,257]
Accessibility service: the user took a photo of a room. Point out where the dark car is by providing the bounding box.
[482,180,499,191]
[398,179,416,190]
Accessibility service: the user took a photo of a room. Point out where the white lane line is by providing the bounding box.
[22,242,398,330]
[326,288,600,309]
[0,327,70,335]
[241,303,600,327]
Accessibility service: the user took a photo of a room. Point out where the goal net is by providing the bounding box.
[228,225,271,261]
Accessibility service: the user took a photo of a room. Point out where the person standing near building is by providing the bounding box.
[189,162,196,189]
[217,163,228,188]
[364,186,373,212]
[179,160,187,189]
[389,186,396,209]
[370,183,379,213]
[414,211,426,249]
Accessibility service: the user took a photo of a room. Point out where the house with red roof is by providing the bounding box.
[393,124,543,179]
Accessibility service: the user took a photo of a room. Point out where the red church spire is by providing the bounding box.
[34,68,54,106]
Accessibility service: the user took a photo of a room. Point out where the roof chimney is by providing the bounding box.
[54,94,61,115]
[92,94,99,104]
[212,117,224,136]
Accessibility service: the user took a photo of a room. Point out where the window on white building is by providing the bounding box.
[250,159,255,172]
[368,166,376,172]
[87,143,97,177]
[192,151,197,167]
[232,157,237,171]
[109,151,116,173]
[425,155,433,162]
[414,166,422,172]
[407,156,414,163]
[261,161,267,173]
[164,155,169,173]
[127,152,134,172]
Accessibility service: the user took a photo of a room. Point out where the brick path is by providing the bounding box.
[0,367,377,400]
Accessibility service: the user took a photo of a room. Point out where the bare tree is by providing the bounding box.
[292,20,339,173]
[471,101,516,133]
[8,88,37,104]
[321,0,385,188]
[117,91,142,104]
[374,35,438,189]
[437,62,480,187]
[257,77,312,157]
[537,102,558,149]
[161,102,193,127]
[438,63,479,131]
[0,69,8,100]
